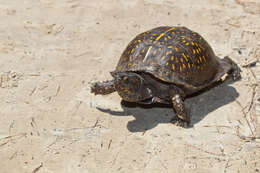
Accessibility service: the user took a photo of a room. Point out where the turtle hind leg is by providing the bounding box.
[223,56,241,81]
[91,80,116,95]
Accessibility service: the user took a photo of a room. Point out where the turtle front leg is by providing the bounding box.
[91,80,116,95]
[170,94,190,128]
[223,56,241,81]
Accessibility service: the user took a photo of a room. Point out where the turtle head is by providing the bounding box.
[111,71,153,102]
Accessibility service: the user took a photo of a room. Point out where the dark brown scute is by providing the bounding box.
[116,26,222,89]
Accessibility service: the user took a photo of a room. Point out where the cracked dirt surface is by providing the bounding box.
[0,0,259,173]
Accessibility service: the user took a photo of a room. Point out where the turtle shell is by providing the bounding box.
[114,26,221,89]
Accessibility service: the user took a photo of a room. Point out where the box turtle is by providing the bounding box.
[91,26,241,127]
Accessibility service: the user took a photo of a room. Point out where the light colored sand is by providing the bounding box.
[0,0,259,172]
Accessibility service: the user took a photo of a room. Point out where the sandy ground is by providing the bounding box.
[0,0,260,172]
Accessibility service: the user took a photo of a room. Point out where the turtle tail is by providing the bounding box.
[91,80,116,95]
[223,56,241,81]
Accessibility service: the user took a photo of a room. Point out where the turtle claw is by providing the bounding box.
[231,66,241,81]
[170,116,189,128]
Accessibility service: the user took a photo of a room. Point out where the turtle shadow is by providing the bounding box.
[97,79,239,132]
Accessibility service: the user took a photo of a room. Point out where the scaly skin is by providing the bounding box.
[170,94,190,128]
[91,80,116,95]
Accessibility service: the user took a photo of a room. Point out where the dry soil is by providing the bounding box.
[0,0,260,173]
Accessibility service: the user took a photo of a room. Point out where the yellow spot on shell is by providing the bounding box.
[198,48,201,52]
[153,51,157,56]
[180,66,182,72]
[188,63,191,68]
[128,63,130,67]
[166,62,169,66]
[172,64,175,70]
[138,40,141,43]
[176,58,179,63]
[199,37,202,40]
[180,58,184,62]
[202,56,206,62]
[199,57,202,62]
[191,41,194,46]
[155,27,176,41]
[164,37,168,41]
[186,42,189,46]
[193,49,196,54]
[131,48,135,53]
[183,63,186,69]
[172,32,175,35]
[168,35,172,39]
[141,49,145,53]
[175,47,178,51]
[196,49,200,54]
[171,56,174,61]
[168,46,173,48]
[182,53,188,62]
[136,45,139,48]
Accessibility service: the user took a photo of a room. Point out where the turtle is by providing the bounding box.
[91,26,241,127]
